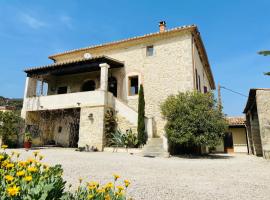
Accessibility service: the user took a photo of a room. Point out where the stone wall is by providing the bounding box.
[249,109,263,156]
[48,32,202,137]
[256,90,270,159]
[78,106,105,151]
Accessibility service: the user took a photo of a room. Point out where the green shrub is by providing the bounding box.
[161,91,227,154]
[108,129,138,148]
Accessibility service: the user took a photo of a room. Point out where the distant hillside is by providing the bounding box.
[0,96,23,110]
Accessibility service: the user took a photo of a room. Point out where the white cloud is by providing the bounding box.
[20,13,46,29]
[60,15,73,29]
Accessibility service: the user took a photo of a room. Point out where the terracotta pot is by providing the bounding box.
[24,141,32,149]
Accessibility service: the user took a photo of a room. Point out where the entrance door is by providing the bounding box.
[224,132,234,153]
[108,77,117,97]
[69,123,79,148]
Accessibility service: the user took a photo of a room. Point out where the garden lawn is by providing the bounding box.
[7,148,270,200]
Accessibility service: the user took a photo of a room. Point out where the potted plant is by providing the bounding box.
[24,132,32,149]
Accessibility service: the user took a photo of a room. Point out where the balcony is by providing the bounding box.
[23,91,114,112]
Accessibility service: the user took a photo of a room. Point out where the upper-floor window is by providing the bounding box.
[57,86,68,94]
[128,76,139,96]
[195,69,201,92]
[146,45,154,56]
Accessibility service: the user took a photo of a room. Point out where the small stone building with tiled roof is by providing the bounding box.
[21,22,215,155]
[214,116,248,154]
[244,88,270,159]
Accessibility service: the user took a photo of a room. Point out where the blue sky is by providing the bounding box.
[0,0,270,116]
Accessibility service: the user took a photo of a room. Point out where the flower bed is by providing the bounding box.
[0,145,131,200]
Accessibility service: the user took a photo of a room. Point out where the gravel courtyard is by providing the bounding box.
[8,148,270,200]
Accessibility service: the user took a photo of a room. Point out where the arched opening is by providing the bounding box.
[81,80,96,92]
[108,76,117,97]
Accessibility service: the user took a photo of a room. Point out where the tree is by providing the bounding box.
[0,111,24,147]
[161,91,227,154]
[137,84,146,145]
[258,50,270,75]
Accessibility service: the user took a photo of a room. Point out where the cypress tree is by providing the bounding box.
[137,84,146,145]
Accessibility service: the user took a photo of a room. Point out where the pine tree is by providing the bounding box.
[137,84,146,145]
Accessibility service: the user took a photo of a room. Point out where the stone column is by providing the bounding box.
[99,63,110,91]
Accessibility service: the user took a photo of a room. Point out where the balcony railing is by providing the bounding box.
[23,91,114,111]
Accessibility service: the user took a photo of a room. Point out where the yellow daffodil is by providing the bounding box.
[113,174,120,181]
[27,158,36,164]
[97,188,105,193]
[88,181,99,190]
[116,185,124,192]
[27,166,38,173]
[7,185,20,196]
[5,175,14,182]
[124,180,130,188]
[0,155,4,160]
[24,176,32,182]
[1,145,8,150]
[16,171,25,177]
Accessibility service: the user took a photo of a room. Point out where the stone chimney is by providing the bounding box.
[159,21,166,32]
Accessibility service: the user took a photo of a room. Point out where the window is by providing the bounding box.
[57,86,68,94]
[195,69,201,92]
[146,45,154,56]
[58,126,62,133]
[128,76,139,96]
[198,75,201,92]
[204,86,208,93]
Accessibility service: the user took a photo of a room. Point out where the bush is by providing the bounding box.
[0,146,65,199]
[108,129,139,148]
[161,91,227,154]
[0,146,132,200]
[0,111,24,147]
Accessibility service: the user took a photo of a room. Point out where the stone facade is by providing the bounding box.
[244,89,270,159]
[21,25,215,150]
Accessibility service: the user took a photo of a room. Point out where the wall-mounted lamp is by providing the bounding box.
[77,102,81,106]
[40,106,44,109]
[88,113,94,121]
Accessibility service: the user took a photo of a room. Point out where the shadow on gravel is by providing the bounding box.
[173,154,233,159]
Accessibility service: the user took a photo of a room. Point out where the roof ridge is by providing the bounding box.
[48,24,197,59]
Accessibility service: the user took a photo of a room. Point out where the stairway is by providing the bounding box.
[141,138,169,158]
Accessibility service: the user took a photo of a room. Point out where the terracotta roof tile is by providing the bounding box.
[226,116,246,126]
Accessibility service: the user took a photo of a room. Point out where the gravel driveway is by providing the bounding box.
[7,148,270,200]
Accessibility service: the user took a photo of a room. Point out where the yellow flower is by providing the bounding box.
[88,194,94,199]
[116,191,124,196]
[39,155,44,160]
[97,188,105,193]
[116,185,124,192]
[24,176,32,182]
[7,185,20,196]
[105,182,114,189]
[105,194,111,200]
[0,155,5,160]
[113,174,120,181]
[1,145,8,150]
[16,171,25,177]
[27,166,38,173]
[5,175,14,182]
[6,163,14,169]
[18,161,27,167]
[27,158,36,164]
[88,181,99,190]
[79,178,83,184]
[124,180,130,188]
[33,151,39,157]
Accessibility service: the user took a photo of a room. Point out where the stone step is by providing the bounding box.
[142,152,170,158]
[141,137,169,158]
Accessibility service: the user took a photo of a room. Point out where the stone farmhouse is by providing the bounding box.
[21,22,215,154]
[244,88,270,159]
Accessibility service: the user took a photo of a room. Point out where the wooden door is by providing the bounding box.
[224,132,234,153]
